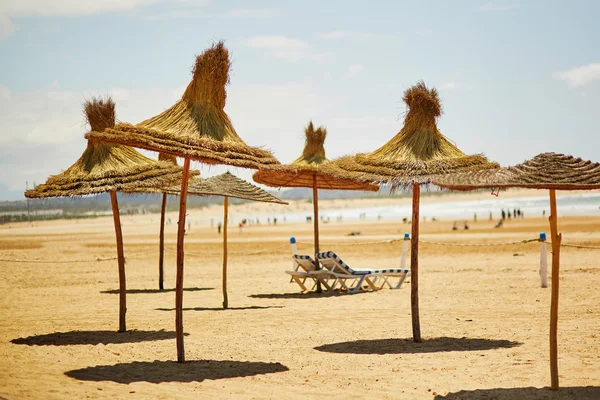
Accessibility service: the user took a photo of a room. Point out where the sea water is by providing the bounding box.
[224,192,600,225]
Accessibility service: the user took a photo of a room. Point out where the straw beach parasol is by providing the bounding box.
[253,122,378,291]
[326,82,499,342]
[86,41,280,362]
[432,152,600,389]
[161,172,287,308]
[25,97,184,333]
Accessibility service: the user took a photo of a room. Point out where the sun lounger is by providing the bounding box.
[316,251,409,292]
[286,254,333,292]
[315,251,382,293]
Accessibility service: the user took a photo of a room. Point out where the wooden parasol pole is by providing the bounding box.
[312,174,322,293]
[175,157,191,363]
[109,190,126,333]
[410,184,421,342]
[222,196,229,309]
[159,192,167,290]
[549,189,562,389]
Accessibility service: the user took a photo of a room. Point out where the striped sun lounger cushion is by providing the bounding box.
[317,251,409,275]
[316,251,372,275]
[292,254,316,266]
[373,268,409,274]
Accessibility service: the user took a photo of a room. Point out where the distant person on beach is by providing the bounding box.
[474,212,477,222]
[464,221,469,230]
[543,210,546,217]
[489,211,492,221]
[501,209,506,220]
[217,222,222,234]
[452,221,458,231]
[507,211,512,219]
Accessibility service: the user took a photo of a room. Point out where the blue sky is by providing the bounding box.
[1,0,599,200]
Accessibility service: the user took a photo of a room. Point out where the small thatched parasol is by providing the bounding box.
[25,97,184,333]
[432,152,600,390]
[253,122,378,291]
[160,172,287,308]
[86,42,281,362]
[326,81,499,342]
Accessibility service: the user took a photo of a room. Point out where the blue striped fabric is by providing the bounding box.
[317,251,371,275]
[316,251,409,275]
[373,269,409,274]
[293,254,316,267]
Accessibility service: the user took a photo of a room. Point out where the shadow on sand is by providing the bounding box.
[435,386,600,399]
[249,291,365,300]
[65,360,289,384]
[315,337,522,355]
[100,287,214,294]
[11,330,188,346]
[155,306,284,312]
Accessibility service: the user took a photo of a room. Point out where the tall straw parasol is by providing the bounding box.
[326,82,499,342]
[161,172,287,308]
[24,97,185,332]
[85,42,280,362]
[253,122,378,291]
[432,152,600,390]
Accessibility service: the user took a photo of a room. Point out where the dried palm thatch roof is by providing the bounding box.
[432,152,600,191]
[161,172,287,204]
[326,81,499,187]
[253,122,378,191]
[25,97,185,199]
[122,154,200,195]
[85,42,279,169]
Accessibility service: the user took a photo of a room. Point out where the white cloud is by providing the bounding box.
[318,31,349,39]
[553,63,600,88]
[0,85,10,100]
[1,0,161,17]
[0,81,342,193]
[0,13,14,39]
[479,3,520,12]
[245,35,326,62]
[344,64,364,78]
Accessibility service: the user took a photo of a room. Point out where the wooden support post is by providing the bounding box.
[175,158,191,363]
[110,190,126,333]
[549,189,562,390]
[410,185,421,343]
[159,192,167,291]
[222,196,229,309]
[312,174,322,293]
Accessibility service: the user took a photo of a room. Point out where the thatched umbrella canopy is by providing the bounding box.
[253,122,378,291]
[161,172,287,309]
[25,97,184,333]
[326,81,499,342]
[432,152,600,390]
[85,41,280,362]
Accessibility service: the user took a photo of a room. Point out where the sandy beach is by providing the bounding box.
[1,193,599,399]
